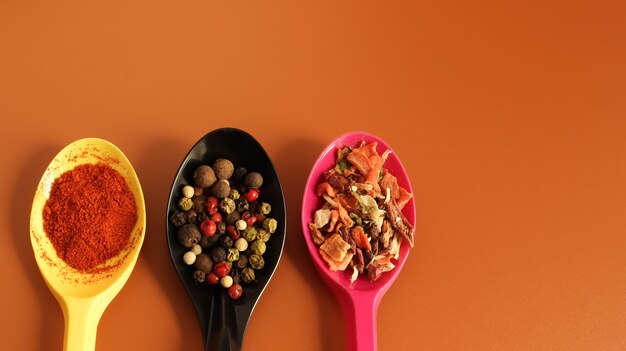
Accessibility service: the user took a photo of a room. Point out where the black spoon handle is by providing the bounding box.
[205,291,242,351]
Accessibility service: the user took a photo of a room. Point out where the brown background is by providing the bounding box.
[2,1,626,350]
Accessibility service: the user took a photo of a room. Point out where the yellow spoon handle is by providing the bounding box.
[61,297,104,351]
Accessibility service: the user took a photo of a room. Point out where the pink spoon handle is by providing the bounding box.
[341,292,381,351]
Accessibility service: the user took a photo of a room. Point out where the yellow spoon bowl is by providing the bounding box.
[29,138,146,351]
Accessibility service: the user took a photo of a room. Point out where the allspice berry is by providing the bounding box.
[212,180,231,199]
[245,172,263,188]
[194,254,213,273]
[177,224,201,248]
[193,165,217,188]
[213,158,234,180]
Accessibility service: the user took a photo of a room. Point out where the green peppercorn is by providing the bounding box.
[193,165,217,188]
[219,198,236,214]
[242,226,257,242]
[177,224,201,248]
[249,254,265,269]
[228,189,240,200]
[245,172,263,188]
[263,218,278,234]
[250,240,266,255]
[170,211,187,227]
[192,195,207,213]
[235,254,248,269]
[225,211,240,225]
[227,248,240,262]
[178,197,193,211]
[260,202,271,215]
[256,229,271,243]
[241,267,255,283]
[235,198,249,212]
[213,158,234,180]
[209,246,227,263]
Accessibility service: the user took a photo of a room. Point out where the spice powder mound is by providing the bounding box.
[43,163,138,272]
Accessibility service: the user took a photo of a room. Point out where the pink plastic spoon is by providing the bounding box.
[301,131,416,351]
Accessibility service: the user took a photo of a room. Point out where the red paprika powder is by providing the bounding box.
[43,163,138,272]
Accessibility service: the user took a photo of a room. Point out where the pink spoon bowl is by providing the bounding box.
[301,131,416,351]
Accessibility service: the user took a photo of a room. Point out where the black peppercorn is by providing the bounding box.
[192,195,207,213]
[231,269,241,284]
[217,222,226,235]
[235,254,248,270]
[225,211,240,225]
[199,235,218,250]
[193,270,206,283]
[209,246,227,263]
[219,235,233,249]
[197,212,208,223]
[236,198,249,212]
[187,210,198,224]
[248,201,260,214]
[169,211,187,227]
[233,167,247,182]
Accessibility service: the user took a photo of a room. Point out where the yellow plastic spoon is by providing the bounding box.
[29,138,146,351]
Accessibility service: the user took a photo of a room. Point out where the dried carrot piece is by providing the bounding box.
[396,187,413,210]
[346,149,371,176]
[336,202,354,228]
[320,249,354,272]
[320,233,350,261]
[379,170,400,199]
[316,182,337,197]
[308,223,326,245]
[327,209,339,233]
[350,226,372,251]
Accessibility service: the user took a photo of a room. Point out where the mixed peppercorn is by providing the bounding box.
[170,158,278,300]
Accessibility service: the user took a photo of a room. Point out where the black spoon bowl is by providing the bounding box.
[165,128,286,351]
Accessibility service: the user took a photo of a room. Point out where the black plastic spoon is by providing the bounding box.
[166,128,286,351]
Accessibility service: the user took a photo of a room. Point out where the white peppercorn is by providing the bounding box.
[191,244,202,255]
[182,185,195,198]
[183,251,196,265]
[235,219,247,231]
[220,275,233,288]
[234,237,248,252]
